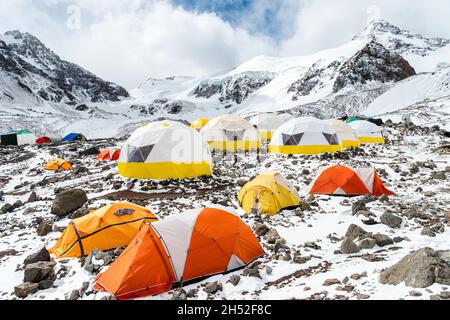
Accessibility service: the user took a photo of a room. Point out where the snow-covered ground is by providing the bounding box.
[0,122,449,300]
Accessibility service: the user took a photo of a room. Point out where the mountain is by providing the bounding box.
[0,30,129,107]
[131,20,449,121]
[1,20,449,138]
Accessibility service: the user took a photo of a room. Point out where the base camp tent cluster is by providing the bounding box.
[94,206,265,300]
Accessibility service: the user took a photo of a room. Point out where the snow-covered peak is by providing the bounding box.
[354,19,450,57]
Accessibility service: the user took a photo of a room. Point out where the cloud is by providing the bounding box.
[0,0,450,89]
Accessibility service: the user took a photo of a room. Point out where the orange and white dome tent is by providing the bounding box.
[304,164,395,196]
[96,148,121,161]
[95,206,265,300]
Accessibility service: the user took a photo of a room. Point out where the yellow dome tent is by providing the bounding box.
[49,202,158,258]
[238,171,301,216]
[44,158,72,171]
[326,119,361,149]
[190,118,209,132]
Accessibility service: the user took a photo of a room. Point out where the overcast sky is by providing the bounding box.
[1,0,450,89]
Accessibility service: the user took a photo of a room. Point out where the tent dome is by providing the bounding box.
[269,117,342,154]
[95,206,264,300]
[249,113,286,141]
[304,164,395,196]
[238,171,300,216]
[50,202,157,258]
[119,125,212,180]
[325,119,361,149]
[348,120,384,144]
[201,115,260,151]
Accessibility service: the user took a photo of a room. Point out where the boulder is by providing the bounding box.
[24,261,56,283]
[51,189,87,216]
[340,237,360,254]
[379,248,450,288]
[24,247,51,265]
[14,282,39,298]
[380,212,403,229]
[171,288,187,300]
[345,224,368,241]
[358,238,376,249]
[373,234,394,247]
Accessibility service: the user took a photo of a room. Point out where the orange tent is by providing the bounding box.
[95,206,265,300]
[49,202,158,258]
[96,148,121,161]
[305,164,395,196]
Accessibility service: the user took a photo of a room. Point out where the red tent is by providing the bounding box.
[96,148,121,161]
[36,137,52,144]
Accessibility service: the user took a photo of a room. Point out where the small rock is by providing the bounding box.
[356,293,370,300]
[345,224,368,241]
[380,212,403,229]
[373,234,394,247]
[172,288,187,300]
[265,266,273,275]
[323,278,341,286]
[36,220,53,237]
[27,191,39,203]
[254,223,269,237]
[358,238,376,249]
[204,281,223,294]
[227,275,241,286]
[340,237,360,254]
[421,227,436,238]
[266,228,281,244]
[409,290,422,297]
[14,282,39,298]
[67,289,80,300]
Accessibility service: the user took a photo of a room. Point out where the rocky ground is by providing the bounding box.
[0,122,449,300]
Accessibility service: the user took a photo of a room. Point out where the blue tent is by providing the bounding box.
[62,133,86,142]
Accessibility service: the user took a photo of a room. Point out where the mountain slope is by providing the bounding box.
[0,30,129,107]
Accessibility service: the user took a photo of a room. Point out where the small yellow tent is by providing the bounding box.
[190,118,209,131]
[44,158,72,171]
[238,171,301,216]
[49,202,158,258]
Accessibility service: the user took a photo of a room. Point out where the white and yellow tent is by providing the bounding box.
[269,117,343,155]
[201,115,260,151]
[238,171,300,216]
[118,125,212,180]
[326,119,361,149]
[348,120,385,144]
[249,113,286,141]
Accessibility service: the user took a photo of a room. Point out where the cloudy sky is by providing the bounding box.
[2,0,450,89]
